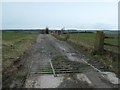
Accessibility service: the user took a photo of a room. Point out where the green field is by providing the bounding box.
[2,32,39,70]
[69,33,119,54]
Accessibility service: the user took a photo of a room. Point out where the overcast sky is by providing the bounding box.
[1,0,119,30]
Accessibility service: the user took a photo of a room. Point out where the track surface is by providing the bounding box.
[20,34,115,88]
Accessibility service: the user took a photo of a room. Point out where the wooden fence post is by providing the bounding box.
[65,33,70,41]
[94,31,104,54]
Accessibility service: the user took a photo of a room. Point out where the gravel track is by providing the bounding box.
[12,34,116,88]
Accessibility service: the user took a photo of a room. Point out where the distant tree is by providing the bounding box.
[45,27,49,34]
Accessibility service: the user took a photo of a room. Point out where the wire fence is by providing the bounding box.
[51,30,119,54]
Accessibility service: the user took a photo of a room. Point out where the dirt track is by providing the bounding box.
[11,34,117,88]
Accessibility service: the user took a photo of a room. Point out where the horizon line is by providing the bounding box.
[1,28,119,31]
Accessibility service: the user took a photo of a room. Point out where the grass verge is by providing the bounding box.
[2,31,39,87]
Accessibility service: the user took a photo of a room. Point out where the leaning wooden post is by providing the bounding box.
[65,32,70,41]
[94,31,104,54]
